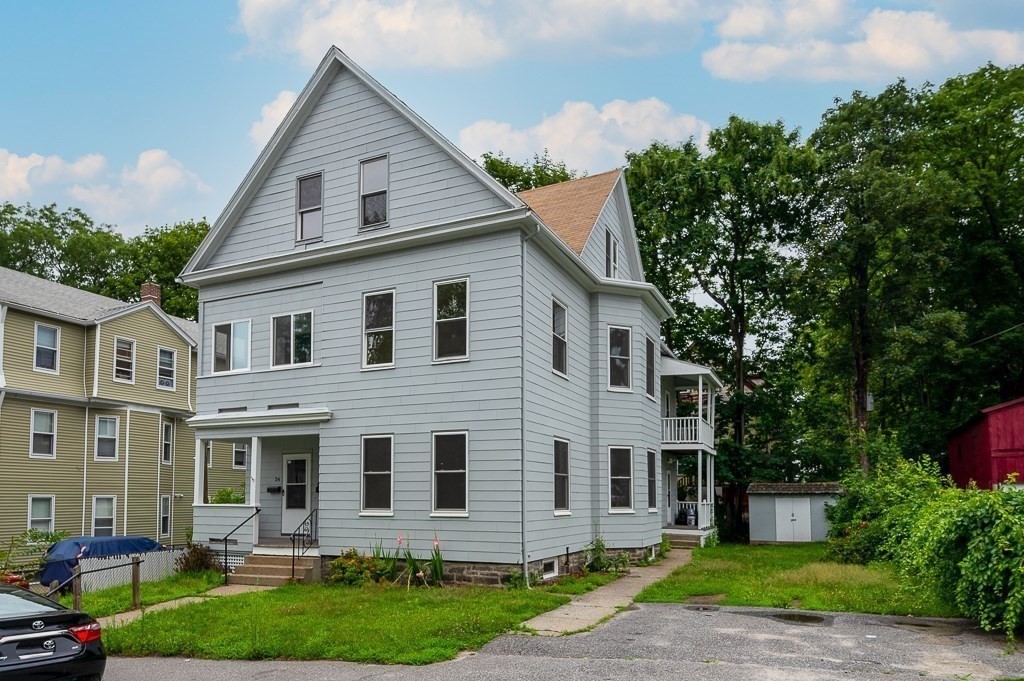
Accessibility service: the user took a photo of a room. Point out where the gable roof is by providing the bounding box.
[747,482,842,496]
[182,45,523,275]
[517,169,622,255]
[0,266,197,345]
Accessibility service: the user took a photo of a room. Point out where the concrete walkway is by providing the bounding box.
[98,584,275,628]
[524,549,691,635]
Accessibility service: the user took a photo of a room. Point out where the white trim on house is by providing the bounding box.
[161,419,174,466]
[541,558,558,580]
[431,430,469,517]
[359,434,394,516]
[112,336,136,384]
[361,289,396,370]
[156,346,177,391]
[91,495,116,537]
[33,321,61,375]
[647,449,658,512]
[27,495,55,533]
[159,494,171,538]
[432,277,470,364]
[187,406,332,430]
[608,445,634,514]
[551,297,568,379]
[94,415,120,462]
[95,300,197,348]
[295,171,325,244]
[232,442,247,470]
[29,408,57,459]
[553,437,571,516]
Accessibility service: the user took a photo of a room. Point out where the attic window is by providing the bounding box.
[297,173,323,241]
[360,157,388,228]
[605,230,619,278]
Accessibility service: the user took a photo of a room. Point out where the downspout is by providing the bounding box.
[520,221,541,587]
[82,327,88,535]
[123,408,131,535]
[92,323,101,397]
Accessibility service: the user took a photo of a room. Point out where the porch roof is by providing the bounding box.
[187,406,332,430]
[661,357,724,388]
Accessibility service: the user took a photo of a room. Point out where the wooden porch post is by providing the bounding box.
[249,436,261,545]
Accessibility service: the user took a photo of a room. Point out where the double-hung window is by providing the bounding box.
[30,409,56,459]
[161,421,173,465]
[433,432,468,514]
[609,447,633,511]
[552,300,568,376]
[647,450,657,511]
[361,435,393,514]
[434,279,468,361]
[159,495,171,537]
[205,441,213,468]
[363,290,395,368]
[28,496,54,532]
[554,438,570,513]
[360,157,388,228]
[272,312,312,367]
[605,230,619,278]
[297,173,323,241]
[95,416,119,461]
[213,320,251,373]
[92,496,115,537]
[114,337,135,383]
[157,347,176,390]
[34,323,60,373]
[233,443,247,470]
[608,326,632,390]
[645,336,656,398]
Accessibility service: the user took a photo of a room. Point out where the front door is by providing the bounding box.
[664,468,674,525]
[281,453,311,534]
[775,497,812,542]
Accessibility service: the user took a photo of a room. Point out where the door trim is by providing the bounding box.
[281,453,311,535]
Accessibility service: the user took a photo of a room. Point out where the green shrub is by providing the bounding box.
[584,536,609,572]
[176,541,220,574]
[327,549,385,586]
[658,533,672,558]
[210,488,246,504]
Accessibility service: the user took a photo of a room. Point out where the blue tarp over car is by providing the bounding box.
[39,536,165,588]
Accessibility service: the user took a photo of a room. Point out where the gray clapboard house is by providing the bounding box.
[180,46,719,584]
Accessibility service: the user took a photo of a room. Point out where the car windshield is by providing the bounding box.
[0,588,62,618]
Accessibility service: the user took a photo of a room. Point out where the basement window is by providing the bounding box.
[541,559,557,580]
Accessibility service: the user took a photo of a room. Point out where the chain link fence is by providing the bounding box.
[79,548,184,593]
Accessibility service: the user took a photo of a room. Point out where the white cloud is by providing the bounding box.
[459,98,710,173]
[0,149,106,201]
[716,0,849,40]
[236,0,702,69]
[704,7,1024,82]
[250,90,298,146]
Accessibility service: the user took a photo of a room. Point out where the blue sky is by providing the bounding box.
[2,0,1023,235]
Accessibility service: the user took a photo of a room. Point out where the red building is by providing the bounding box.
[948,397,1024,489]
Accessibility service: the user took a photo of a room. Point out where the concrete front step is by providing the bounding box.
[227,574,294,587]
[669,537,702,548]
[233,564,312,578]
[227,552,320,586]
[244,554,318,568]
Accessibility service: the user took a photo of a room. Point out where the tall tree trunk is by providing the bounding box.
[850,261,871,471]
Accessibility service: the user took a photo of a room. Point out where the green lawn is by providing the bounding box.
[105,583,569,664]
[59,570,223,618]
[540,571,620,595]
[636,543,959,617]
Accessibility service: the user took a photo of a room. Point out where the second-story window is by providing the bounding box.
[213,320,251,373]
[161,421,173,465]
[95,416,119,460]
[434,279,468,362]
[114,337,135,383]
[30,409,57,459]
[360,157,388,228]
[552,300,567,377]
[272,312,312,367]
[34,323,60,373]
[608,326,631,390]
[158,347,176,390]
[645,336,656,398]
[233,443,248,470]
[363,290,395,368]
[297,173,323,241]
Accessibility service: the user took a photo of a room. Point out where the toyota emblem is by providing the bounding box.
[42,640,55,650]
[31,621,44,631]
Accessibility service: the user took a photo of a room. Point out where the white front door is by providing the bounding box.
[664,469,674,525]
[775,497,812,542]
[281,453,311,534]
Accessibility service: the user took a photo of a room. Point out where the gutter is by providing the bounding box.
[520,222,542,588]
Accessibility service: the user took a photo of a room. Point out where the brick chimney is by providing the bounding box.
[141,282,162,309]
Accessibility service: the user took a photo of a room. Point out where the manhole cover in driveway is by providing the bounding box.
[771,612,828,625]
[685,605,720,612]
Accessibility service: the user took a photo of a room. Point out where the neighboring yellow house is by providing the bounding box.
[0,268,244,547]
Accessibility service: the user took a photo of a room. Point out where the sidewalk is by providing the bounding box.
[524,549,691,636]
[98,584,275,628]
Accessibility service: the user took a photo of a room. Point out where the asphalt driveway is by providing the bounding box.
[104,603,1024,681]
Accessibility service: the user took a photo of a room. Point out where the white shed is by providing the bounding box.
[747,482,841,544]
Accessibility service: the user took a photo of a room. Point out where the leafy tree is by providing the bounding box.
[481,149,580,193]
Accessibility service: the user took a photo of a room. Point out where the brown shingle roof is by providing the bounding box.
[517,169,622,255]
[747,482,843,496]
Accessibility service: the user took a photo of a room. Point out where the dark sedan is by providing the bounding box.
[0,583,104,680]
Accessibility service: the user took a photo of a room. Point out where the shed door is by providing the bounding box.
[775,497,812,542]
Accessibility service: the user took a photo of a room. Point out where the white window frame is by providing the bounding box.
[359,155,389,230]
[112,336,136,384]
[608,446,634,514]
[159,495,171,538]
[554,437,571,516]
[91,495,116,537]
[161,420,174,466]
[606,229,620,278]
[432,278,470,363]
[607,325,633,392]
[296,171,324,243]
[361,289,396,370]
[359,434,394,516]
[431,430,469,517]
[232,442,247,470]
[29,408,57,459]
[33,322,60,374]
[27,495,55,533]
[611,240,619,278]
[647,449,658,512]
[645,336,656,400]
[157,346,177,391]
[94,415,120,462]
[211,319,252,374]
[551,298,568,378]
[271,310,314,368]
[205,441,213,468]
[541,558,558,580]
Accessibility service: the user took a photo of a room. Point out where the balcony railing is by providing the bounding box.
[677,501,715,530]
[662,416,714,448]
